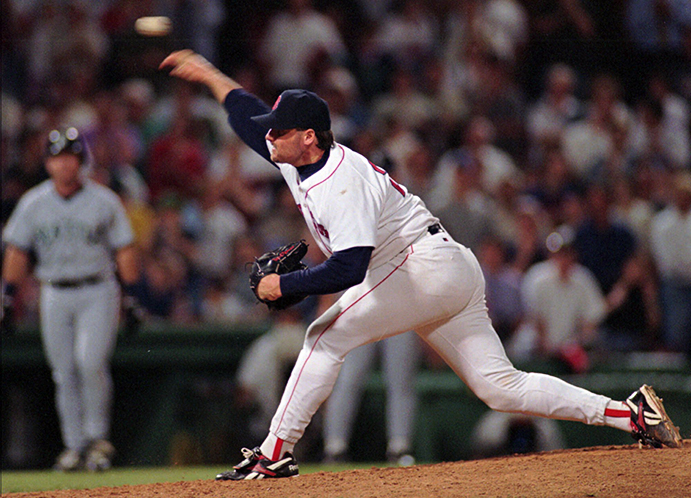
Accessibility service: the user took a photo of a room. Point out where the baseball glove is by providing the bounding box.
[249,240,309,311]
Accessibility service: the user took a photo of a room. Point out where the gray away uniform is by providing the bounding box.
[3,179,134,451]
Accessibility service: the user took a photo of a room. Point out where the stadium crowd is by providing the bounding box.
[2,0,691,365]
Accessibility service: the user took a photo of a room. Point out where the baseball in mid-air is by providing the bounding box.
[135,16,172,37]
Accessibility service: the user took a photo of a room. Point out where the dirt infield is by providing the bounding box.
[5,442,690,498]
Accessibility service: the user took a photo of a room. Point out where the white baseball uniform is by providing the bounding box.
[267,143,611,444]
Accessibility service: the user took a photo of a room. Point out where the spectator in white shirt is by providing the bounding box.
[649,171,691,355]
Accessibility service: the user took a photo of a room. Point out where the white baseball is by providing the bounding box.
[135,16,172,37]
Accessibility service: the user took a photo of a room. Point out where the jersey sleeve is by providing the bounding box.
[2,194,36,250]
[223,89,275,165]
[105,190,135,249]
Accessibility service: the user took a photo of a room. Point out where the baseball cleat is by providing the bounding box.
[216,447,299,480]
[53,448,84,471]
[626,385,683,449]
[84,439,115,471]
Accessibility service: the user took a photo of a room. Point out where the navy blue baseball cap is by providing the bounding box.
[251,89,331,131]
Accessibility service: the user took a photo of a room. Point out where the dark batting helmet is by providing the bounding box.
[46,127,87,163]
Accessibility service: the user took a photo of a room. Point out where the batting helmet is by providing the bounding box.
[46,127,86,163]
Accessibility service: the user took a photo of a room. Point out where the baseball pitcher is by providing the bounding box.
[159,50,683,481]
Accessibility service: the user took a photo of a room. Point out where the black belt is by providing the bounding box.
[428,223,445,235]
[49,276,103,288]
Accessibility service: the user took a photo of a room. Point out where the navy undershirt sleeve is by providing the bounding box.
[223,89,275,165]
[280,246,374,296]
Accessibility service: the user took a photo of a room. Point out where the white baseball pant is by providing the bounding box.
[269,232,609,444]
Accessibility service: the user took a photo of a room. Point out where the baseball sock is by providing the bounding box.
[604,400,632,432]
[260,433,295,461]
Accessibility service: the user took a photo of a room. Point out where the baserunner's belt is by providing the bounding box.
[49,275,103,288]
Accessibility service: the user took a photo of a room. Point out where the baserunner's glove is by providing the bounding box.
[249,240,309,311]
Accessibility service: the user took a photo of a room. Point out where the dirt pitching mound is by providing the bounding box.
[6,442,690,498]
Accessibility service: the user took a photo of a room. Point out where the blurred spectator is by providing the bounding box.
[471,54,526,159]
[370,0,438,73]
[314,66,367,147]
[586,111,637,187]
[398,142,437,204]
[207,138,273,219]
[610,178,655,253]
[480,0,529,63]
[259,0,348,92]
[574,183,637,294]
[120,78,166,164]
[169,0,226,65]
[526,63,584,164]
[234,308,306,443]
[470,411,565,459]
[435,154,497,252]
[150,80,234,149]
[561,74,632,179]
[84,90,149,203]
[558,189,588,232]
[141,194,198,322]
[649,171,691,355]
[200,234,269,325]
[26,0,108,103]
[2,125,50,223]
[439,0,528,127]
[506,197,550,273]
[429,116,520,212]
[146,112,208,203]
[257,183,307,251]
[600,253,661,352]
[625,0,691,55]
[192,180,248,283]
[630,96,690,172]
[129,254,177,320]
[380,117,423,186]
[516,226,606,369]
[645,73,691,161]
[525,147,583,224]
[371,66,440,136]
[323,332,420,465]
[477,237,523,342]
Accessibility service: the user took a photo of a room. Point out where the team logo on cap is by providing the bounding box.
[272,95,282,110]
